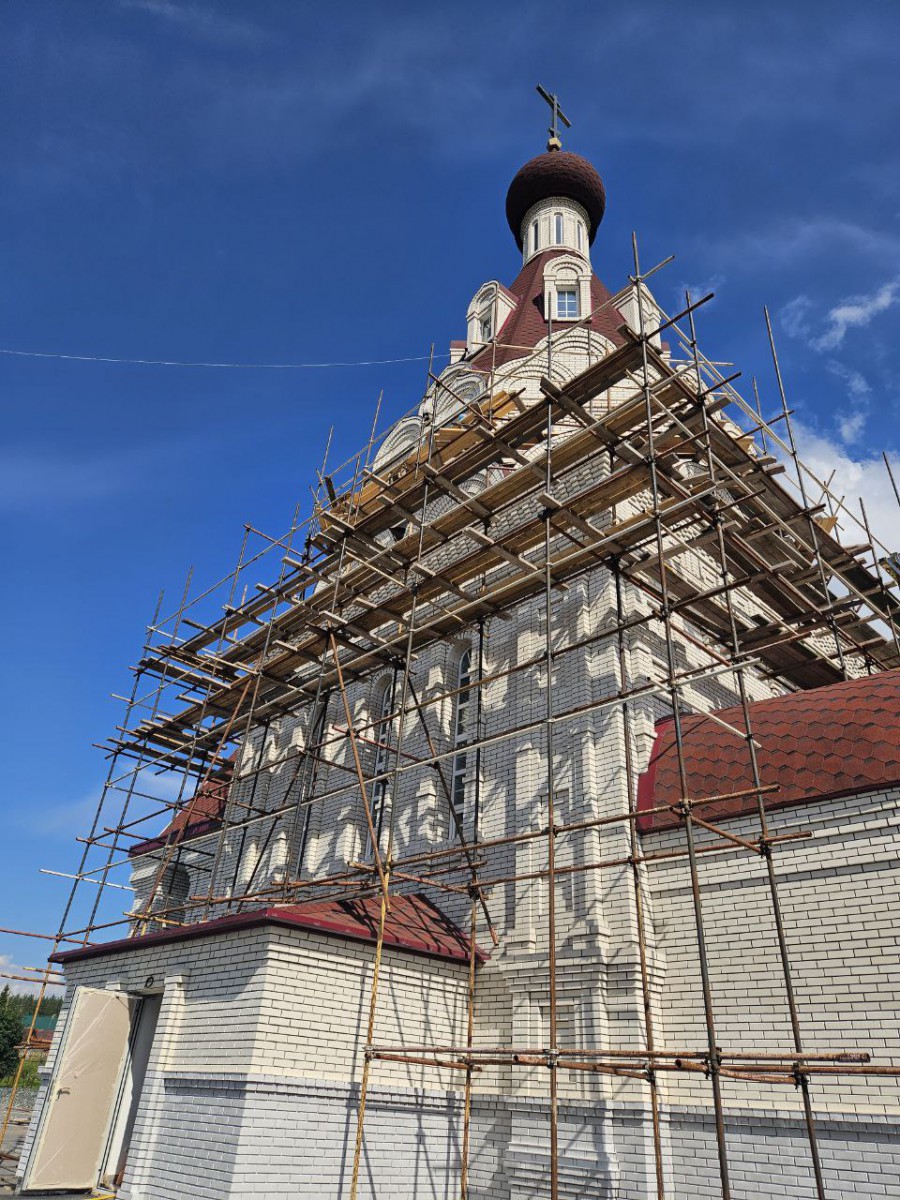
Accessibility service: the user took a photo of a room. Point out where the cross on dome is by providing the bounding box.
[536,84,571,152]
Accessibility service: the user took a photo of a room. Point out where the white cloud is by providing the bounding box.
[837,410,867,444]
[826,360,871,402]
[793,422,900,555]
[703,219,900,275]
[823,361,871,445]
[813,279,900,351]
[781,295,813,340]
[0,954,64,998]
[779,284,897,448]
[118,0,268,47]
[674,273,726,307]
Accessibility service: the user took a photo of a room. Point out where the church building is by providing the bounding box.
[15,96,900,1200]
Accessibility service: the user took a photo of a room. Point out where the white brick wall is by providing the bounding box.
[25,283,899,1198]
[643,787,900,1121]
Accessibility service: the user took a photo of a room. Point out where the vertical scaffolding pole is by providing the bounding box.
[460,615,487,1198]
[688,295,827,1198]
[764,307,846,674]
[613,555,667,1199]
[543,393,560,1200]
[460,897,478,1200]
[632,235,732,1199]
[350,347,443,1199]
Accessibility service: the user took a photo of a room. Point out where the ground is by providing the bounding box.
[0,1114,25,1195]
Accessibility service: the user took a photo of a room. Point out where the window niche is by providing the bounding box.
[465,282,515,356]
[543,255,591,326]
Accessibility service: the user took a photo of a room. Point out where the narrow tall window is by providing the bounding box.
[557,288,578,319]
[479,310,493,342]
[369,681,394,852]
[451,650,472,814]
[554,212,563,245]
[532,220,539,253]
[576,221,583,251]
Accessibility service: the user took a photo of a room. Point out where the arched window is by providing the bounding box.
[554,212,563,245]
[532,220,540,253]
[451,650,472,813]
[369,680,395,852]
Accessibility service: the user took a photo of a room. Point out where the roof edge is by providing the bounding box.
[51,897,487,968]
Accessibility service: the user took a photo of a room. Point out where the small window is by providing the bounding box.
[451,651,472,814]
[532,220,539,252]
[576,222,583,251]
[554,212,563,245]
[479,312,492,342]
[557,288,578,319]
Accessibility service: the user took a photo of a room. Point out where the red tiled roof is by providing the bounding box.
[467,250,626,374]
[637,669,900,833]
[52,892,486,967]
[129,768,232,857]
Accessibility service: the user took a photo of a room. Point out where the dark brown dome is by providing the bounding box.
[506,151,606,249]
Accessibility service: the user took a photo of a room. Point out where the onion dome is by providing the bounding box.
[505,151,606,249]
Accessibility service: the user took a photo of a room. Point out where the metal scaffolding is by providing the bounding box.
[4,250,900,1199]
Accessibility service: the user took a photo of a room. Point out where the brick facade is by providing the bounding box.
[17,270,900,1197]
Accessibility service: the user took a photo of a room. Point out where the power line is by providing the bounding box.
[0,347,448,370]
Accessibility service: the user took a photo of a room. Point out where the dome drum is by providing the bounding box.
[506,151,606,250]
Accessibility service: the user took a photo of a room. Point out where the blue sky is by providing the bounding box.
[2,0,900,986]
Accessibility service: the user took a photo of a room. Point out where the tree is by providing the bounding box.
[0,1004,21,1078]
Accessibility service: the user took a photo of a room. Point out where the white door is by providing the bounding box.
[22,986,135,1192]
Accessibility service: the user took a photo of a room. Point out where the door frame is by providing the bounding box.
[99,988,163,1186]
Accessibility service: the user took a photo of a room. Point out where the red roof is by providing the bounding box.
[129,767,231,857]
[637,669,900,832]
[51,892,485,967]
[467,250,626,374]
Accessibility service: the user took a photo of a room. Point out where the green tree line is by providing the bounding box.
[0,986,58,1087]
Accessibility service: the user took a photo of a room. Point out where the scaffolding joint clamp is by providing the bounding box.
[546,1048,560,1069]
[703,1049,722,1080]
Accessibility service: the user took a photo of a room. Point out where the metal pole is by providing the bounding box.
[632,235,732,1198]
